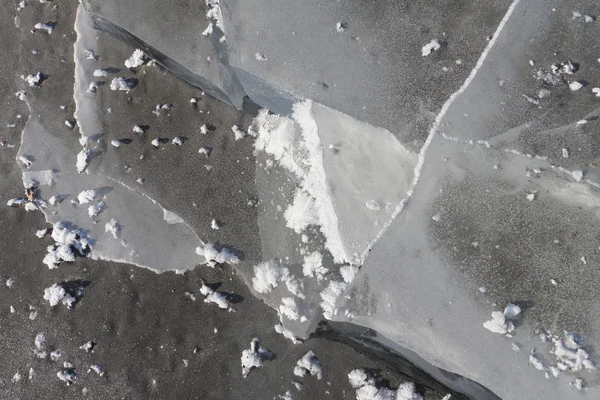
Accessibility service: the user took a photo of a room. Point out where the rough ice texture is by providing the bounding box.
[293,351,323,379]
[240,337,273,378]
[252,260,290,294]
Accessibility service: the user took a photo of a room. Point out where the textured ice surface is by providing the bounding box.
[16,0,600,398]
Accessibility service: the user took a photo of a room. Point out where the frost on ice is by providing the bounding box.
[284,190,319,234]
[279,297,300,320]
[293,351,323,379]
[320,280,347,319]
[252,260,290,293]
[302,251,328,281]
[241,337,273,378]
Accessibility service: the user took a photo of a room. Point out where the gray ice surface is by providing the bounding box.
[333,1,600,399]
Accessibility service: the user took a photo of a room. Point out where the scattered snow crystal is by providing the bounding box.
[293,351,323,379]
[110,77,136,91]
[124,49,147,69]
[196,243,240,267]
[422,39,441,56]
[200,282,229,309]
[34,22,54,34]
[241,337,273,378]
[43,284,76,308]
[569,81,583,91]
[105,218,122,239]
[483,311,513,334]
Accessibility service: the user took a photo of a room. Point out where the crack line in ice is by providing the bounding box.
[364,0,521,255]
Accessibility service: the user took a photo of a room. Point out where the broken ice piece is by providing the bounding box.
[562,148,569,158]
[335,22,346,32]
[232,125,246,141]
[57,369,76,385]
[526,193,535,202]
[172,137,184,146]
[19,155,33,168]
[504,303,521,318]
[200,281,229,309]
[210,219,220,230]
[36,228,49,238]
[34,22,55,34]
[200,124,208,135]
[569,81,583,91]
[593,88,600,97]
[255,53,267,61]
[89,364,104,376]
[202,22,213,36]
[23,72,45,87]
[151,138,161,147]
[133,125,145,134]
[431,213,441,222]
[79,341,95,352]
[422,39,441,57]
[76,149,91,173]
[111,139,122,148]
[572,170,584,182]
[199,147,212,157]
[6,278,14,287]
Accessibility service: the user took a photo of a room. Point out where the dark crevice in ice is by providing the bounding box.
[85,11,261,116]
[315,321,501,400]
